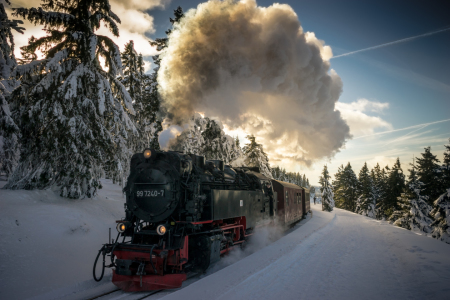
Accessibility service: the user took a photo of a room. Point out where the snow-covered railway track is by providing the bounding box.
[87,288,162,300]
[87,272,199,300]
[87,288,120,299]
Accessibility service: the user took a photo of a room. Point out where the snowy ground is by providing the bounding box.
[0,179,125,300]
[160,205,450,300]
[1,182,450,300]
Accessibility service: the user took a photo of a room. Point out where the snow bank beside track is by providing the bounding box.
[162,205,450,300]
[0,179,125,300]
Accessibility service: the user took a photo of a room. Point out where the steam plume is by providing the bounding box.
[158,0,350,165]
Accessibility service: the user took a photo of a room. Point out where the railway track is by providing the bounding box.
[87,272,198,300]
[87,288,162,300]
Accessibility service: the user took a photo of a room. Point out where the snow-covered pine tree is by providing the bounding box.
[168,114,243,165]
[0,0,24,178]
[121,41,141,108]
[416,147,441,204]
[319,164,334,212]
[384,158,406,217]
[390,158,433,233]
[119,40,142,165]
[169,113,205,155]
[201,118,222,158]
[430,188,450,244]
[306,178,310,188]
[119,41,160,153]
[201,118,243,164]
[141,69,162,150]
[442,139,450,190]
[374,164,390,219]
[6,0,136,198]
[333,163,358,211]
[271,166,280,180]
[355,162,375,218]
[333,164,345,208]
[242,134,271,178]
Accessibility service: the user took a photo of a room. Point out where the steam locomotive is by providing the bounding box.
[93,149,309,291]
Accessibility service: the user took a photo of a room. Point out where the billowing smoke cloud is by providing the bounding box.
[159,0,350,165]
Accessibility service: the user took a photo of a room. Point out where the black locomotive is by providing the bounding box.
[93,148,303,291]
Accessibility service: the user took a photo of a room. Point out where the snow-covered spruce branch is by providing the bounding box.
[12,7,74,28]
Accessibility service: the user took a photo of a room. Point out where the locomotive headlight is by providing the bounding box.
[143,149,152,159]
[156,225,166,235]
[117,222,126,233]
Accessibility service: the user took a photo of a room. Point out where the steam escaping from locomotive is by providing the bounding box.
[158,0,351,165]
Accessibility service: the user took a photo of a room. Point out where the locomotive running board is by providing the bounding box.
[112,271,187,292]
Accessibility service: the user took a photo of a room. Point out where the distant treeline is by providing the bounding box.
[317,141,450,244]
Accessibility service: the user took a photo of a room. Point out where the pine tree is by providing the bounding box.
[333,163,358,211]
[169,113,205,155]
[201,119,222,158]
[355,162,375,218]
[6,0,136,198]
[416,147,441,203]
[389,159,416,225]
[440,139,450,191]
[390,160,433,233]
[168,114,242,165]
[142,70,162,150]
[120,40,142,155]
[149,6,183,64]
[333,164,344,208]
[374,164,389,219]
[385,158,405,216]
[430,189,450,244]
[120,41,160,154]
[319,165,334,212]
[243,134,271,178]
[0,0,24,178]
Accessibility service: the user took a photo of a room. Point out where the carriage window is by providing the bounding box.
[286,190,289,206]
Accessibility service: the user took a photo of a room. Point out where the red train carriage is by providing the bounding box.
[303,187,310,216]
[271,180,304,227]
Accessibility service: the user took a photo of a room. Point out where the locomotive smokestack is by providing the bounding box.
[158,0,350,165]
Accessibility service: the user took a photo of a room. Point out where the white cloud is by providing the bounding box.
[335,98,392,137]
[337,98,389,113]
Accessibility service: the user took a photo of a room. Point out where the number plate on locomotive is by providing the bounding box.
[136,190,164,197]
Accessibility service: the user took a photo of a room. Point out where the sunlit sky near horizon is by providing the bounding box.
[8,0,450,185]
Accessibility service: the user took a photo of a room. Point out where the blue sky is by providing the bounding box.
[10,0,450,185]
[145,0,449,184]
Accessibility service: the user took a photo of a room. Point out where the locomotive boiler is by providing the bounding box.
[93,148,282,291]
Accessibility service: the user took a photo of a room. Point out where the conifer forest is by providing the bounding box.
[317,143,450,243]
